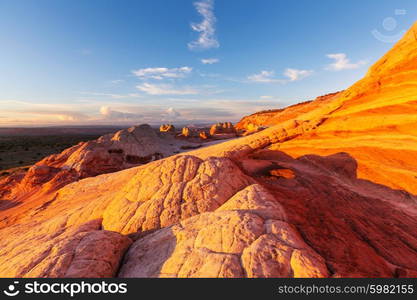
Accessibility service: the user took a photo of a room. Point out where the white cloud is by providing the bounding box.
[110,79,124,84]
[188,0,219,50]
[248,68,313,83]
[79,92,141,99]
[2,109,89,123]
[326,53,367,71]
[99,106,142,120]
[132,66,192,80]
[165,107,181,118]
[0,95,286,126]
[136,83,198,95]
[284,68,313,81]
[248,70,278,83]
[201,58,219,64]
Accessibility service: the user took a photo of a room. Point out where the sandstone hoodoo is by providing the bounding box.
[209,122,236,135]
[209,122,237,140]
[1,22,417,278]
[180,126,194,138]
[199,131,210,140]
[159,124,176,133]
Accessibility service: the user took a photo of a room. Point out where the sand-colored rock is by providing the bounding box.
[181,127,190,137]
[159,124,176,133]
[119,184,327,278]
[209,122,236,136]
[199,131,210,140]
[0,219,131,278]
[102,155,255,234]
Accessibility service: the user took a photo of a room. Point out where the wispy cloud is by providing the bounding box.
[79,92,141,99]
[35,111,89,121]
[248,68,313,83]
[201,58,220,64]
[132,67,192,80]
[325,53,367,71]
[248,71,277,83]
[100,106,143,120]
[283,68,313,81]
[0,109,89,123]
[188,0,219,50]
[110,79,124,85]
[0,95,285,126]
[165,107,181,119]
[136,83,199,95]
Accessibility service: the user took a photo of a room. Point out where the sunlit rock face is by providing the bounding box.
[198,131,210,140]
[235,92,341,134]
[181,127,193,137]
[210,122,236,136]
[119,184,328,278]
[0,124,194,226]
[1,22,417,278]
[159,124,176,133]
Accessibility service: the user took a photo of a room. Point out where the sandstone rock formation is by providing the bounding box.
[199,131,210,140]
[181,127,192,137]
[0,219,131,277]
[235,92,341,134]
[1,124,196,203]
[209,122,236,136]
[1,22,417,278]
[159,124,176,133]
[119,184,328,278]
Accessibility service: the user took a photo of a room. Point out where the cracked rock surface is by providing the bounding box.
[118,184,328,278]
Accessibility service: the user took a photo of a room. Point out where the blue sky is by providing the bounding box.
[0,0,416,126]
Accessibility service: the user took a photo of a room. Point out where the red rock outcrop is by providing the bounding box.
[199,131,210,140]
[1,22,417,278]
[159,124,176,133]
[235,92,341,133]
[181,127,193,137]
[209,122,237,136]
[0,124,198,217]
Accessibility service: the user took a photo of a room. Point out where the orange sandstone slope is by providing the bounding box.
[235,91,341,132]
[276,21,417,195]
[1,22,417,278]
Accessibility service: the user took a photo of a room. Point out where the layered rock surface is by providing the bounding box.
[1,22,417,278]
[235,92,341,133]
[0,124,197,226]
